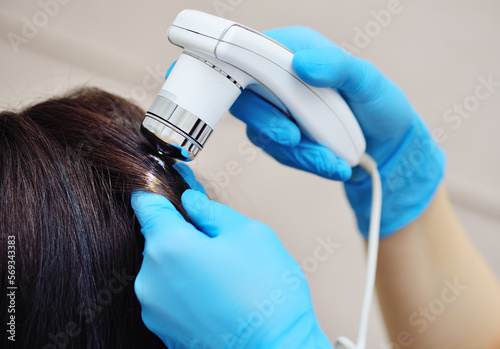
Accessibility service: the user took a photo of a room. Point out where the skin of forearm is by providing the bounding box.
[374,185,500,349]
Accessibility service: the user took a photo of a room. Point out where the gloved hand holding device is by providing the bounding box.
[132,164,332,349]
[230,26,446,238]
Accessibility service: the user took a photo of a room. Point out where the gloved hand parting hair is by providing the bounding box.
[172,162,206,194]
[132,189,333,349]
[230,26,446,238]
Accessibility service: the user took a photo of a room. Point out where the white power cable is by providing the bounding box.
[335,153,382,349]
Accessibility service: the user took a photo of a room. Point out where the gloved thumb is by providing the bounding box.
[131,191,196,241]
[293,46,361,91]
[181,189,248,237]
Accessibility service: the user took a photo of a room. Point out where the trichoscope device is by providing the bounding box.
[142,10,382,349]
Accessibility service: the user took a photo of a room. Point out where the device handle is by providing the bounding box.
[215,25,366,166]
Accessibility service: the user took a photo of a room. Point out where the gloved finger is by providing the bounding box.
[131,191,200,241]
[293,46,394,104]
[181,189,249,238]
[230,90,301,147]
[172,162,206,194]
[247,127,352,181]
[263,26,335,53]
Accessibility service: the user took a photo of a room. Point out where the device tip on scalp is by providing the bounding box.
[141,90,215,162]
[141,107,210,162]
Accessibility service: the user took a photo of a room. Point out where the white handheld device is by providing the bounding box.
[143,10,381,349]
[142,9,366,165]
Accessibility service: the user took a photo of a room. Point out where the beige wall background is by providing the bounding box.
[1,0,499,347]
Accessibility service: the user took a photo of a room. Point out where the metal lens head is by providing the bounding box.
[141,95,213,161]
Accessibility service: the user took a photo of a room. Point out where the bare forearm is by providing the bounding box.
[375,185,500,349]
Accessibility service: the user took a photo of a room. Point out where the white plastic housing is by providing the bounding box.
[157,53,242,129]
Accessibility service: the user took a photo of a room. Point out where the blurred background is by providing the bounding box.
[1,0,499,347]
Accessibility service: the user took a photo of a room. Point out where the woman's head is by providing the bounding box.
[0,87,191,348]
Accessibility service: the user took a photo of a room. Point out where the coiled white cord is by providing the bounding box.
[335,153,382,349]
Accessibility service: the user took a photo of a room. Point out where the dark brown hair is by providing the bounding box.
[0,87,190,348]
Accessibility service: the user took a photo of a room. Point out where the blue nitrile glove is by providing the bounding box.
[229,26,445,238]
[172,162,206,194]
[132,189,332,349]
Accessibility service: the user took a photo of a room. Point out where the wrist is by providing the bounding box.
[344,118,446,238]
